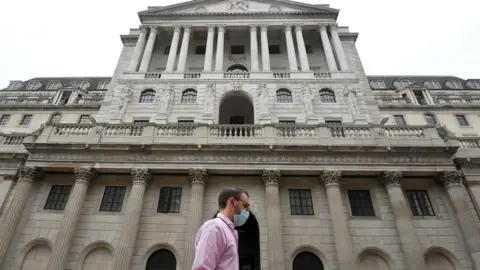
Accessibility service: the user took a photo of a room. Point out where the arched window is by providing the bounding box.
[293,252,324,270]
[181,89,197,103]
[51,113,62,124]
[276,89,292,103]
[139,89,155,103]
[146,249,176,270]
[424,114,437,126]
[227,64,248,73]
[319,89,336,103]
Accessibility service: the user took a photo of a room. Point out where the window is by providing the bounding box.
[413,90,428,105]
[99,186,126,212]
[7,82,22,90]
[178,120,194,124]
[0,115,10,126]
[325,120,342,125]
[44,185,72,210]
[279,120,296,125]
[181,89,197,103]
[195,45,206,55]
[396,80,415,88]
[289,189,314,215]
[319,89,336,103]
[394,115,406,126]
[227,64,248,73]
[97,81,110,89]
[305,45,313,54]
[450,81,462,89]
[72,81,90,90]
[347,190,375,216]
[78,115,90,124]
[133,120,149,124]
[51,114,62,124]
[46,82,62,90]
[269,45,281,54]
[456,115,469,127]
[424,114,437,126]
[26,82,42,90]
[370,80,386,89]
[424,80,441,89]
[405,190,435,216]
[139,89,156,103]
[19,115,32,126]
[165,46,171,55]
[472,81,480,89]
[158,187,182,213]
[230,45,245,54]
[276,89,292,103]
[58,91,72,105]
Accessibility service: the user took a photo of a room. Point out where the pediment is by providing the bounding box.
[140,0,338,16]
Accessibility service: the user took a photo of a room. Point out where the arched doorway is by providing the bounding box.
[293,251,324,270]
[227,64,249,73]
[213,212,261,270]
[219,91,254,125]
[146,249,176,270]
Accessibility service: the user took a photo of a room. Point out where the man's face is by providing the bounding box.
[234,193,250,213]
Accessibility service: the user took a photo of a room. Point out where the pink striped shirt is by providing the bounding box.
[192,213,239,270]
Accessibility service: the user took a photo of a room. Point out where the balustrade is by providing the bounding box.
[458,139,480,149]
[157,125,196,137]
[53,124,93,136]
[384,127,426,139]
[1,135,26,145]
[223,72,250,79]
[144,72,162,79]
[184,73,201,79]
[314,72,331,78]
[209,125,262,138]
[273,72,291,79]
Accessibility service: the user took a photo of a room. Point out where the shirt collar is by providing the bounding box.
[217,212,235,229]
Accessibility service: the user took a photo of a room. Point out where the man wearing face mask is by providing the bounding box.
[192,188,250,270]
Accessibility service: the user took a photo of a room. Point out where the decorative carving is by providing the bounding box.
[257,84,269,115]
[228,0,249,12]
[131,168,150,185]
[301,84,314,115]
[440,171,463,188]
[249,25,258,32]
[382,171,402,187]
[189,168,208,186]
[19,166,39,183]
[321,170,341,188]
[262,170,281,187]
[74,167,95,184]
[231,82,243,91]
[114,88,133,119]
[158,84,174,114]
[260,25,268,32]
[344,84,360,116]
[203,84,216,116]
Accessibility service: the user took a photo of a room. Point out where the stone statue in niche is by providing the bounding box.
[228,0,249,12]
[115,88,133,118]
[344,84,360,116]
[301,84,314,115]
[204,84,216,116]
[257,84,269,115]
[158,84,174,114]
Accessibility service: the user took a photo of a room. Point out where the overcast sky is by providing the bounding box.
[0,0,478,87]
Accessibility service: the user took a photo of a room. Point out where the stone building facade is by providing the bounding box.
[0,0,479,270]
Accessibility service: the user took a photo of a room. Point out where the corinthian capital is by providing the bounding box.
[321,170,341,188]
[74,167,95,184]
[131,168,150,185]
[20,166,39,183]
[262,170,281,187]
[440,171,463,189]
[382,171,402,188]
[189,168,208,186]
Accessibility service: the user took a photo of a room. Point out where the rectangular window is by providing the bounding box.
[44,185,72,210]
[158,187,182,213]
[97,81,110,90]
[305,45,313,54]
[269,45,281,54]
[195,45,206,55]
[7,82,22,90]
[289,189,314,215]
[19,115,32,126]
[473,81,480,89]
[231,45,245,55]
[26,82,41,90]
[46,82,61,90]
[178,120,194,124]
[405,190,435,216]
[347,190,375,216]
[413,90,428,105]
[0,115,10,126]
[133,120,149,124]
[394,115,406,126]
[99,186,126,212]
[78,115,90,124]
[456,115,469,127]
[279,120,296,125]
[58,91,72,105]
[452,81,462,89]
[371,80,386,89]
[325,120,342,125]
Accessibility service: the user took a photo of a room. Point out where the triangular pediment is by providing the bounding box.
[140,0,338,16]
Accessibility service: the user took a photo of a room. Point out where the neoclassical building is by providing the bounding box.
[0,0,480,270]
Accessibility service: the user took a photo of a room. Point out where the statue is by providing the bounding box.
[228,0,249,12]
[257,84,269,115]
[204,84,216,116]
[115,88,133,118]
[159,85,174,114]
[301,84,314,115]
[344,84,360,116]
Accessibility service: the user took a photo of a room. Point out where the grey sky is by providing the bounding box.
[0,0,478,88]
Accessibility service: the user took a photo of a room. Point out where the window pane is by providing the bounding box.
[319,90,336,103]
[347,190,375,217]
[100,186,126,212]
[405,190,435,216]
[181,90,197,103]
[288,189,314,215]
[394,115,406,125]
[158,187,182,213]
[44,185,72,210]
[277,89,292,103]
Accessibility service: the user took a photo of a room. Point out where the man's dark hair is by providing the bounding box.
[218,188,249,209]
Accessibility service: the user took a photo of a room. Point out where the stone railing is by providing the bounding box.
[0,134,27,145]
[0,98,51,105]
[223,72,250,79]
[458,138,480,149]
[273,72,291,79]
[314,72,332,78]
[145,72,162,79]
[184,73,201,79]
[376,97,408,105]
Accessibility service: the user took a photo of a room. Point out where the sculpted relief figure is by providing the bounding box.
[301,84,314,115]
[204,84,216,116]
[159,84,174,114]
[115,88,133,118]
[344,84,360,115]
[257,84,269,115]
[228,0,249,12]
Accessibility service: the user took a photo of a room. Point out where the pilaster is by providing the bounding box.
[128,27,148,72]
[203,25,215,72]
[177,26,192,72]
[139,27,159,72]
[329,24,349,71]
[250,25,260,72]
[260,25,271,72]
[165,26,182,73]
[284,24,298,72]
[318,24,337,72]
[214,25,226,72]
[294,24,310,71]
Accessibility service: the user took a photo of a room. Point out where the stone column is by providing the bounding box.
[284,24,298,72]
[260,25,271,71]
[329,25,349,71]
[294,25,310,72]
[0,167,39,264]
[184,169,208,270]
[262,170,286,270]
[128,27,148,72]
[250,25,260,72]
[440,171,480,268]
[47,168,94,270]
[112,169,150,270]
[165,26,182,72]
[321,171,354,270]
[177,26,192,72]
[318,25,337,72]
[139,27,159,72]
[214,25,226,72]
[382,171,426,270]
[203,26,215,72]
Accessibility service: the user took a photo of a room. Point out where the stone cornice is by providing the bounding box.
[141,11,337,18]
[0,104,101,111]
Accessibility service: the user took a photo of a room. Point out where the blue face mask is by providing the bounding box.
[233,202,250,227]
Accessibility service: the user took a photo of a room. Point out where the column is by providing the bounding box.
[260,25,271,71]
[320,171,354,270]
[47,168,94,270]
[262,170,286,270]
[184,169,208,269]
[139,27,159,72]
[440,171,480,268]
[250,25,259,72]
[382,171,426,270]
[294,25,310,72]
[318,25,337,72]
[0,167,39,264]
[128,27,148,72]
[177,26,192,73]
[112,168,150,270]
[214,25,226,72]
[284,25,298,72]
[203,26,215,72]
[329,25,349,71]
[165,26,182,72]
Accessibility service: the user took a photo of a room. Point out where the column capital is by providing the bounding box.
[294,24,303,31]
[440,171,463,188]
[321,170,341,188]
[139,26,148,33]
[262,170,280,187]
[318,24,328,31]
[216,24,226,32]
[329,23,339,30]
[182,25,192,32]
[382,171,402,188]
[283,24,293,31]
[189,168,208,186]
[206,24,216,32]
[249,25,258,32]
[260,25,268,32]
[131,168,150,185]
[73,167,95,184]
[172,25,182,32]
[149,27,159,34]
[19,166,39,183]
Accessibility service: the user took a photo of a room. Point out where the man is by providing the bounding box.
[192,188,250,270]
